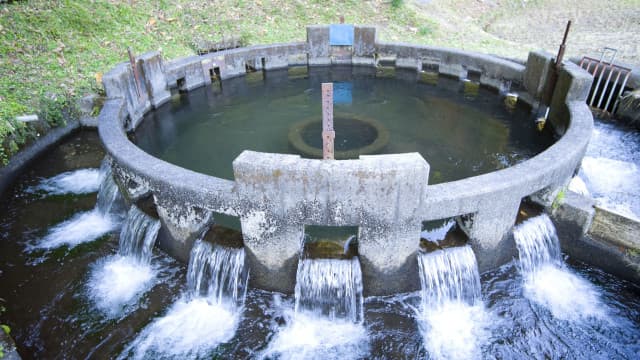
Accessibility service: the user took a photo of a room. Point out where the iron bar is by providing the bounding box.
[612,71,631,114]
[554,20,572,70]
[603,69,623,112]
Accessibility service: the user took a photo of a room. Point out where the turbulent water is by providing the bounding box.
[31,164,122,250]
[514,214,607,322]
[26,168,102,195]
[87,205,161,316]
[417,247,488,360]
[121,239,248,359]
[117,206,161,264]
[294,258,364,323]
[263,257,369,359]
[574,119,640,219]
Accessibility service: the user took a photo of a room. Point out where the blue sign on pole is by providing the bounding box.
[329,24,354,46]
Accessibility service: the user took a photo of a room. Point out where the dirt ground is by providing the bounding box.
[412,0,640,66]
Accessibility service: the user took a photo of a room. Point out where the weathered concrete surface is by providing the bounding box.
[98,36,595,294]
[232,151,429,294]
[138,51,171,108]
[551,190,595,248]
[458,196,520,272]
[589,206,640,250]
[524,50,554,102]
[551,192,640,284]
[548,62,593,135]
[307,25,330,65]
[376,42,525,86]
[352,25,376,66]
[155,197,214,263]
[102,62,151,130]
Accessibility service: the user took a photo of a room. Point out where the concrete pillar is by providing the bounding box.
[353,26,376,66]
[458,197,521,272]
[524,50,554,102]
[102,62,151,130]
[548,62,593,135]
[439,63,467,80]
[154,196,214,263]
[138,51,171,108]
[307,25,331,66]
[239,210,303,293]
[358,223,421,296]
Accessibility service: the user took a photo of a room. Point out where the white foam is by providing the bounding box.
[568,176,589,196]
[121,296,239,359]
[418,301,489,360]
[34,209,117,249]
[523,264,607,322]
[581,157,639,196]
[27,168,102,195]
[87,255,156,316]
[262,309,369,360]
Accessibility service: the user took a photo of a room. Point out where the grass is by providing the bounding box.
[0,0,638,165]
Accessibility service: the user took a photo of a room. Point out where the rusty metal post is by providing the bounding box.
[127,47,143,98]
[542,20,572,106]
[322,83,335,160]
[555,20,572,70]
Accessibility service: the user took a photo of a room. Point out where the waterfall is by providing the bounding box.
[417,246,482,307]
[513,214,562,274]
[26,168,102,195]
[417,246,488,360]
[118,206,161,264]
[513,214,605,321]
[33,163,123,250]
[120,238,248,359]
[262,256,369,359]
[294,258,364,323]
[186,239,249,305]
[96,163,124,216]
[87,205,160,316]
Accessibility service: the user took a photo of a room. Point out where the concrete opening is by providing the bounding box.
[420,218,470,253]
[302,225,359,259]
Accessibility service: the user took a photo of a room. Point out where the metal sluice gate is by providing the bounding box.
[579,47,632,115]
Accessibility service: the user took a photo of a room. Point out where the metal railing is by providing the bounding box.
[579,48,632,114]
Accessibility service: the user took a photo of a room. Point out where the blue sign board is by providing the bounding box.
[329,24,354,46]
[333,82,353,104]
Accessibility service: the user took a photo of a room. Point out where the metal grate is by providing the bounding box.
[579,47,632,114]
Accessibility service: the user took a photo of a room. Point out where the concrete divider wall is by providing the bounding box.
[99,25,594,295]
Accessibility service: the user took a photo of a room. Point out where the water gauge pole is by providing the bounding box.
[322,82,335,160]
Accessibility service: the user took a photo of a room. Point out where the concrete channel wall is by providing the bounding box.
[99,25,594,295]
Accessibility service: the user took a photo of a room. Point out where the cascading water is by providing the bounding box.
[294,258,364,323]
[186,239,248,304]
[416,246,488,360]
[121,238,248,359]
[513,214,606,321]
[117,206,161,264]
[26,168,102,195]
[513,214,562,274]
[418,246,482,306]
[263,256,368,359]
[32,162,123,250]
[88,205,162,315]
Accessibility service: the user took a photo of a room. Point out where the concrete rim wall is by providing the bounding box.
[98,25,593,295]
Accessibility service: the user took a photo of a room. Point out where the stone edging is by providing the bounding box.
[99,25,594,295]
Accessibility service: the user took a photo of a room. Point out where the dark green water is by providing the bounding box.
[135,67,554,183]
